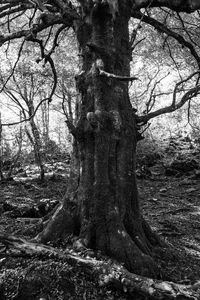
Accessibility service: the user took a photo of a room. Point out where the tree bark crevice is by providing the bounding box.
[37,0,161,276]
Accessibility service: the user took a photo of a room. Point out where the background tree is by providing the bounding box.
[1,0,200,291]
[1,62,50,181]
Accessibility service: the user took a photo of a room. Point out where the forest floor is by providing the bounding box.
[0,160,200,299]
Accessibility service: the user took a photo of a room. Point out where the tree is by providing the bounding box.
[2,65,47,181]
[1,0,200,288]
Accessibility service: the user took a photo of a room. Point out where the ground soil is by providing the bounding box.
[0,161,200,299]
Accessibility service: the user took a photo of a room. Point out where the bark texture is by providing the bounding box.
[37,0,160,276]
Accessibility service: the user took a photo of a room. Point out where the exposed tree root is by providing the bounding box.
[94,221,157,277]
[0,234,199,300]
[35,202,78,243]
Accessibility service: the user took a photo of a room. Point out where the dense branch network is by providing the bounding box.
[0,1,78,126]
[131,2,200,124]
[1,1,200,126]
[138,71,200,124]
[132,10,200,68]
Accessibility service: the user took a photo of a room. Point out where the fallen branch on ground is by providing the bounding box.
[0,234,199,299]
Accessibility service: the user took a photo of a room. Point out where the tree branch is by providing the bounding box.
[0,39,25,92]
[132,0,200,12]
[0,3,79,46]
[1,97,50,127]
[138,71,200,124]
[132,10,200,67]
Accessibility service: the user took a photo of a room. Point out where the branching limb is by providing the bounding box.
[144,71,170,114]
[132,0,200,12]
[28,37,57,102]
[0,39,25,93]
[138,71,200,124]
[0,4,78,46]
[132,10,200,68]
[172,71,200,107]
[0,3,31,19]
[164,39,183,81]
[1,97,50,126]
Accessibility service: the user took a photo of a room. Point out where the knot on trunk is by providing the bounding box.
[86,110,112,131]
[86,112,99,129]
[86,110,122,133]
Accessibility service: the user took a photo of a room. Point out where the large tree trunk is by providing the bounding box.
[36,1,160,276]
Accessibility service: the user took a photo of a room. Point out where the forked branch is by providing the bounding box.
[138,71,200,124]
[132,10,200,68]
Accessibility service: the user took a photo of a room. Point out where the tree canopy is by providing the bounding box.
[1,1,200,127]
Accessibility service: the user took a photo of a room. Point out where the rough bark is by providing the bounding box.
[35,0,162,277]
[0,235,199,300]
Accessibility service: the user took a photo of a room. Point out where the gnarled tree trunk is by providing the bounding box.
[36,1,160,276]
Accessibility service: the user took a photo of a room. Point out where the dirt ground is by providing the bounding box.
[0,162,200,299]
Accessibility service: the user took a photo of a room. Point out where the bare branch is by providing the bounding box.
[0,39,25,92]
[1,97,50,127]
[172,71,200,107]
[176,12,200,49]
[132,0,200,12]
[132,10,200,68]
[164,39,183,81]
[28,37,58,102]
[0,3,31,19]
[145,71,170,114]
[0,5,78,46]
[138,71,200,124]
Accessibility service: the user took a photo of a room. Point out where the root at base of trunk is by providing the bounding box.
[35,202,79,244]
[77,220,159,277]
[0,234,198,300]
[35,204,161,277]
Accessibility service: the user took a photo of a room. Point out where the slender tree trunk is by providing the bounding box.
[41,99,50,152]
[30,119,45,181]
[25,117,45,182]
[36,1,161,276]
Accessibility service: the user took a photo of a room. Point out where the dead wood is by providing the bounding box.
[0,234,199,299]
